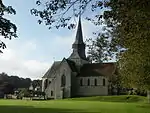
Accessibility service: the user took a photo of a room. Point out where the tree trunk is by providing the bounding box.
[147,90,150,103]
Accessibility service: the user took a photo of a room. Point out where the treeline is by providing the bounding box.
[0,72,42,89]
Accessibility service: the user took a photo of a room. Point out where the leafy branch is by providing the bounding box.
[0,0,17,53]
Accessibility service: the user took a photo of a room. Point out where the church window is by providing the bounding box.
[61,75,66,87]
[44,79,48,89]
[80,79,83,86]
[51,91,53,96]
[103,78,105,86]
[94,79,97,86]
[87,79,90,86]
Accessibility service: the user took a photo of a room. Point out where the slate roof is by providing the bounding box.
[42,58,79,78]
[42,61,61,78]
[66,59,78,72]
[43,59,116,78]
[73,17,84,45]
[78,62,116,77]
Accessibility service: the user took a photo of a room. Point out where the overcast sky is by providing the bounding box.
[0,0,102,80]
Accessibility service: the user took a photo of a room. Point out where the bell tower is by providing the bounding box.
[68,17,89,66]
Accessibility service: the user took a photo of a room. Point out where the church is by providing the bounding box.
[42,18,116,99]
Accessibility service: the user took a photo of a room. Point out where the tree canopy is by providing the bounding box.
[31,0,107,29]
[0,72,31,89]
[0,0,17,53]
[113,0,150,90]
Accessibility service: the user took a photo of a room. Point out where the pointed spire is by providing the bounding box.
[68,16,89,65]
[74,17,84,44]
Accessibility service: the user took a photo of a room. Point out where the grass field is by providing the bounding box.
[0,95,150,113]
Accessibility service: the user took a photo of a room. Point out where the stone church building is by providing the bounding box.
[42,18,116,99]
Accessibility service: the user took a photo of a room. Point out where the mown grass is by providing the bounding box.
[68,95,147,103]
[0,95,150,113]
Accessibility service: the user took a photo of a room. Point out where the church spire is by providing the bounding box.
[74,17,84,44]
[68,17,89,66]
[71,17,86,59]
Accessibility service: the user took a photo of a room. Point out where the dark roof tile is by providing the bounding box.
[78,63,116,77]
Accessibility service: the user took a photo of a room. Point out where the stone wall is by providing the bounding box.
[55,60,72,99]
[44,59,72,99]
[45,78,56,99]
[76,76,108,96]
[42,78,46,92]
[42,78,53,92]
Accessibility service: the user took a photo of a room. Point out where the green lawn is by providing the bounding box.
[0,95,150,113]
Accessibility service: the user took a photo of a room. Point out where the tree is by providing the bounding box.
[18,88,31,98]
[101,0,150,102]
[86,32,119,63]
[32,79,42,89]
[108,66,123,95]
[31,0,106,29]
[0,82,14,94]
[0,0,17,53]
[3,82,14,94]
[0,72,31,89]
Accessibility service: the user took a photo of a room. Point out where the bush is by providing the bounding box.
[18,88,31,98]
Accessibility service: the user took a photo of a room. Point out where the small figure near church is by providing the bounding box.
[42,17,116,99]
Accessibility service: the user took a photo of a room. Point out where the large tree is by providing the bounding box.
[0,0,17,53]
[88,0,150,99]
[113,0,150,100]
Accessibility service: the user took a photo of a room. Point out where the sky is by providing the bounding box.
[0,0,102,80]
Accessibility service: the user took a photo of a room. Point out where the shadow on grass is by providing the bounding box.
[137,104,150,109]
[0,105,91,113]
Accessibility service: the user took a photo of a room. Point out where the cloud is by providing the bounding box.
[0,33,75,80]
[23,41,37,51]
[0,40,49,80]
[82,19,103,39]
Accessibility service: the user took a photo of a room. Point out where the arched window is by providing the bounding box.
[61,75,66,87]
[94,79,97,86]
[103,78,105,86]
[51,91,53,96]
[80,79,83,86]
[44,79,48,89]
[87,79,90,86]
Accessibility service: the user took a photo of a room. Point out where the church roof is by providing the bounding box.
[43,59,116,78]
[66,59,78,72]
[42,61,61,78]
[78,62,116,77]
[73,17,84,44]
[42,59,78,78]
